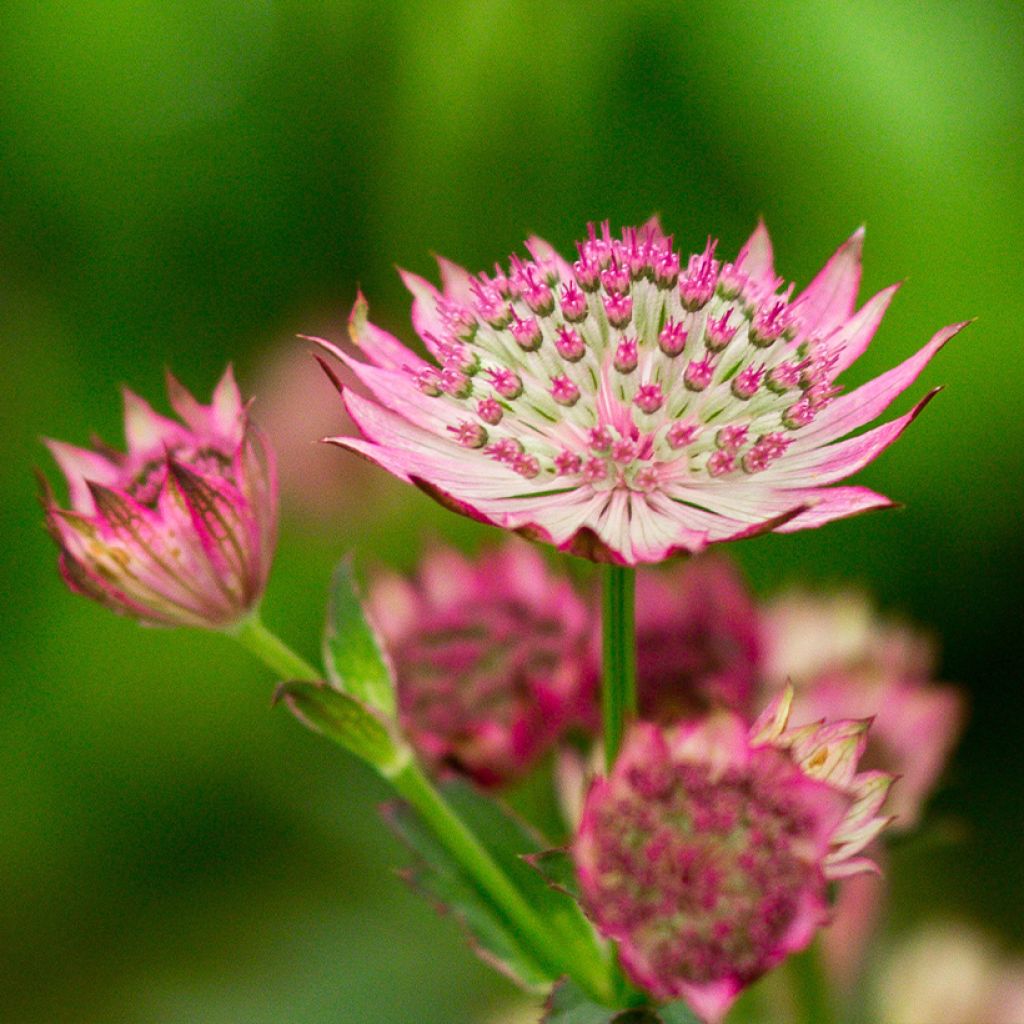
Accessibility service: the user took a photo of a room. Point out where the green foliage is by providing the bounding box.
[544,981,702,1024]
[322,557,396,717]
[386,781,609,994]
[275,681,407,775]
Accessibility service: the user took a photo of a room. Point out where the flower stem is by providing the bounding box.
[231,613,321,682]
[601,563,637,770]
[391,760,615,1004]
[230,612,616,1005]
[788,941,837,1024]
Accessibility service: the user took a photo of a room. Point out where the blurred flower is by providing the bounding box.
[572,688,894,1023]
[40,367,276,629]
[314,219,966,564]
[253,338,398,521]
[367,541,591,787]
[608,555,760,725]
[761,590,965,828]
[875,923,1024,1024]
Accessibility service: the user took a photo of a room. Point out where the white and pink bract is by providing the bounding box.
[312,219,967,565]
[41,368,277,629]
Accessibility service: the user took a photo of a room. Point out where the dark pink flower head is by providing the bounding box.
[572,689,894,1023]
[367,541,590,787]
[314,220,967,565]
[633,555,760,722]
[41,368,277,629]
[761,590,964,827]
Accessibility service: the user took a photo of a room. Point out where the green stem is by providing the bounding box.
[391,761,614,1004]
[231,613,321,682]
[601,564,636,769]
[229,613,616,1005]
[788,941,837,1024]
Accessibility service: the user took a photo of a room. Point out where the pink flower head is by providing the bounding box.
[314,221,967,565]
[760,590,964,827]
[367,541,590,788]
[40,368,277,629]
[572,690,894,1023]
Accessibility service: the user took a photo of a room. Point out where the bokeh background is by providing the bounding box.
[2,2,1022,1021]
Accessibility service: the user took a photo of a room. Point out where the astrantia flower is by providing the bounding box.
[761,590,964,827]
[572,688,895,1023]
[313,219,967,565]
[40,368,277,629]
[367,541,590,787]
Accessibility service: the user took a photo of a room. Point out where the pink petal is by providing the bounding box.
[44,439,122,512]
[796,320,968,446]
[792,227,864,339]
[345,290,427,371]
[830,283,901,375]
[434,255,477,305]
[737,218,775,293]
[524,235,574,282]
[122,388,190,454]
[772,486,896,532]
[398,268,448,358]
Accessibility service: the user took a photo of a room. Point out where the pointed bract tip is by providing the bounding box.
[314,355,346,397]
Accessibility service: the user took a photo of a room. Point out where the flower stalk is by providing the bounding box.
[601,563,636,769]
[230,614,617,1007]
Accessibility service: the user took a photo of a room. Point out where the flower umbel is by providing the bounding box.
[314,219,967,564]
[40,367,277,629]
[572,688,895,1023]
[367,541,590,787]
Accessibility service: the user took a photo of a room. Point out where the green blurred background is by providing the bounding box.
[2,2,1022,1021]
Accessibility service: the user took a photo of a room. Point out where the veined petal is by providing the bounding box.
[830,283,901,375]
[772,486,896,532]
[122,388,191,454]
[398,268,449,357]
[347,290,427,371]
[44,439,122,512]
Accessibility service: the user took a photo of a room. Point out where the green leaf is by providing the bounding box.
[322,556,396,716]
[385,780,612,994]
[383,797,552,991]
[276,681,408,775]
[656,1003,703,1024]
[525,847,581,900]
[441,781,609,975]
[543,980,664,1023]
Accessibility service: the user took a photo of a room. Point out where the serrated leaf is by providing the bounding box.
[277,681,408,775]
[440,781,608,976]
[323,557,396,716]
[543,980,664,1023]
[526,848,581,900]
[384,797,552,992]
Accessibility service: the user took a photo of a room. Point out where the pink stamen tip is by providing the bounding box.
[632,465,660,492]
[679,237,720,311]
[684,356,715,392]
[654,249,681,288]
[667,420,701,449]
[732,365,764,400]
[583,456,608,483]
[487,368,523,400]
[658,319,688,357]
[559,282,589,323]
[447,421,488,449]
[485,438,523,464]
[767,361,803,394]
[707,449,736,476]
[523,278,554,316]
[550,375,581,407]
[604,291,633,329]
[554,327,586,362]
[716,424,749,451]
[782,398,816,430]
[554,450,583,475]
[574,254,601,291]
[587,426,613,453]
[634,383,665,415]
[477,397,504,425]
[414,367,443,397]
[601,259,630,295]
[705,309,739,352]
[614,337,638,374]
[440,367,472,398]
[612,438,639,463]
[512,453,540,479]
[509,309,543,351]
[750,299,792,347]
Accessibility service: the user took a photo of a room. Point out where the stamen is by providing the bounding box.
[658,319,687,357]
[634,383,665,415]
[554,326,586,362]
[604,292,633,329]
[684,355,715,392]
[477,398,504,425]
[559,281,589,323]
[487,368,524,400]
[447,421,488,448]
[551,375,581,407]
[614,337,638,374]
[667,420,701,449]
